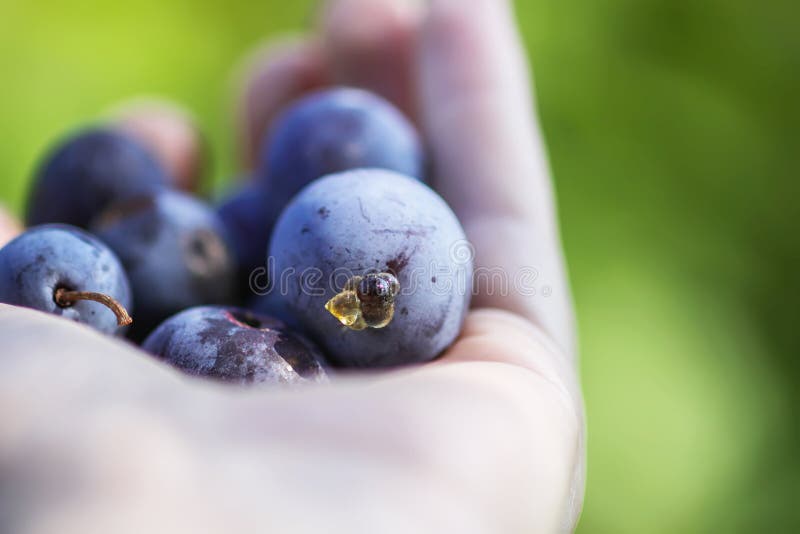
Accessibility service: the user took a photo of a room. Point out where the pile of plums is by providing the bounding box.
[0,88,473,385]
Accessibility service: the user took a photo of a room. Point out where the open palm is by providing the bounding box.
[0,1,584,533]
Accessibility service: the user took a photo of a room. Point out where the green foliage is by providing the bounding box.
[1,0,797,531]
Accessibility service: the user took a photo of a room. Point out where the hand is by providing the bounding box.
[0,1,584,532]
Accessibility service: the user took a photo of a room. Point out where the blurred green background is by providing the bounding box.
[1,0,797,531]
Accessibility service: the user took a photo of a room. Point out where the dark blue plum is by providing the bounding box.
[269,169,472,368]
[90,190,236,339]
[258,87,424,227]
[142,306,328,385]
[247,290,302,332]
[216,182,277,299]
[26,128,168,228]
[0,224,132,335]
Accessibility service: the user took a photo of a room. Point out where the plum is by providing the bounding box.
[0,224,132,335]
[91,190,236,339]
[247,290,302,332]
[143,306,328,385]
[216,182,276,299]
[257,88,425,235]
[269,169,472,368]
[26,128,167,228]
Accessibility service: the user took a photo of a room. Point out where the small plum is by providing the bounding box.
[257,87,425,234]
[0,224,132,335]
[142,306,328,385]
[216,182,276,298]
[26,128,168,228]
[91,190,236,339]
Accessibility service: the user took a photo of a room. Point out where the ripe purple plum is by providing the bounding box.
[91,190,236,339]
[0,225,132,335]
[143,306,328,385]
[257,87,425,237]
[216,182,276,299]
[269,169,472,368]
[26,128,168,228]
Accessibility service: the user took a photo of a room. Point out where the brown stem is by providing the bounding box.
[54,288,133,327]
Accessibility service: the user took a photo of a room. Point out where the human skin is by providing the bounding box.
[0,0,584,532]
[0,204,23,247]
[114,99,205,193]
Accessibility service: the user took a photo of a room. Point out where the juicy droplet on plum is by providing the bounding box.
[325,272,399,330]
[269,169,472,368]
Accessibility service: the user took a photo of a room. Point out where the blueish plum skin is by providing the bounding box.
[269,169,473,368]
[247,290,303,332]
[90,190,237,339]
[216,182,275,299]
[0,224,132,335]
[26,128,168,228]
[142,306,328,385]
[258,87,425,228]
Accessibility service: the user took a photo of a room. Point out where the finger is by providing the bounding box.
[236,38,329,170]
[112,99,206,193]
[0,304,216,532]
[0,304,580,532]
[419,0,575,355]
[0,304,182,452]
[435,309,585,528]
[440,309,578,399]
[0,204,23,247]
[320,0,423,120]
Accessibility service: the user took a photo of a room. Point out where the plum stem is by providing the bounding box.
[54,288,133,326]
